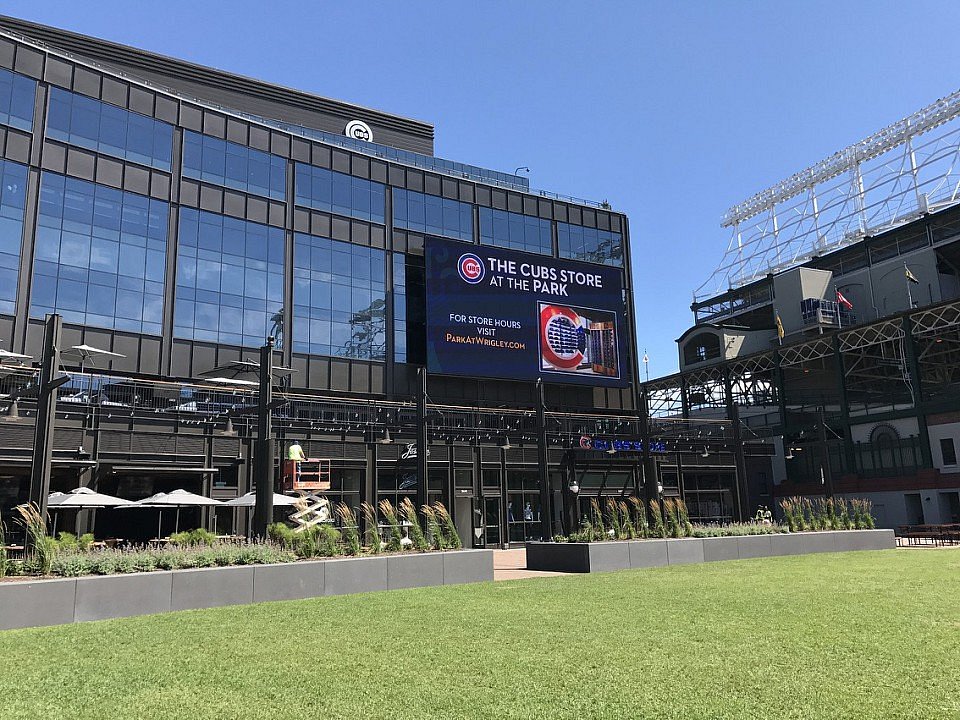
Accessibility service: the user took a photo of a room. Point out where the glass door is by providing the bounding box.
[482,497,501,547]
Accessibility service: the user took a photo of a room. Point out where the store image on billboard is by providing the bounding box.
[424,237,627,387]
[538,303,620,380]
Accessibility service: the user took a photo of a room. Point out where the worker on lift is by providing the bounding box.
[288,440,306,486]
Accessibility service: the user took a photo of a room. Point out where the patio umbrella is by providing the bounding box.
[118,490,222,537]
[223,492,300,537]
[47,486,132,535]
[222,492,300,507]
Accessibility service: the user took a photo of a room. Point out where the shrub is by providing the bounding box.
[17,503,56,575]
[361,502,382,554]
[56,532,79,552]
[90,552,119,575]
[421,504,446,551]
[434,502,462,550]
[0,519,6,578]
[618,501,635,540]
[51,552,91,577]
[589,499,606,541]
[606,498,624,540]
[378,500,404,552]
[170,528,218,547]
[400,498,429,551]
[337,503,362,556]
[628,497,649,538]
[649,500,666,539]
[316,525,342,557]
[78,533,95,551]
[267,522,295,549]
[553,534,568,543]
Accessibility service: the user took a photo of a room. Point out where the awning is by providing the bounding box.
[106,465,219,474]
[0,457,98,467]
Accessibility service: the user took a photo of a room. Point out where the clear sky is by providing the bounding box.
[7,0,960,379]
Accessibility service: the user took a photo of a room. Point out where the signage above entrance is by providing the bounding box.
[578,436,667,454]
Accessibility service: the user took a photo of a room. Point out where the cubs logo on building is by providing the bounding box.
[457,253,485,284]
[344,119,373,142]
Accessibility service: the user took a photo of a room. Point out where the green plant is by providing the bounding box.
[56,531,79,552]
[267,522,295,549]
[649,500,665,538]
[361,502,382,554]
[0,519,7,579]
[552,534,568,543]
[620,499,633,539]
[78,533,95,551]
[433,502,462,550]
[51,552,91,577]
[677,499,694,537]
[400,498,429,551]
[606,498,624,540]
[90,552,119,575]
[337,503,362,556]
[17,503,55,575]
[170,528,218,547]
[317,524,342,557]
[589,499,607,540]
[628,497,649,538]
[378,500,403,552]
[422,504,447,551]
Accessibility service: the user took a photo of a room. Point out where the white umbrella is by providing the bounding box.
[48,486,130,507]
[222,492,300,507]
[119,489,222,536]
[224,492,300,537]
[0,348,32,364]
[48,488,129,536]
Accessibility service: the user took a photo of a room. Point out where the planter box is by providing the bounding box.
[0,549,494,631]
[526,530,896,574]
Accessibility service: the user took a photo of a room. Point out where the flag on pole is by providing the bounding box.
[836,290,853,310]
[905,265,919,284]
[775,311,784,342]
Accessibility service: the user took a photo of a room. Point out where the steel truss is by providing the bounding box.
[699,88,960,300]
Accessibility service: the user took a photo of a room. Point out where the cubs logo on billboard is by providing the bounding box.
[424,237,628,387]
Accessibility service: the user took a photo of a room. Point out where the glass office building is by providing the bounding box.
[0,16,639,544]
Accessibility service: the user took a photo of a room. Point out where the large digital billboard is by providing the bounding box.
[425,237,629,387]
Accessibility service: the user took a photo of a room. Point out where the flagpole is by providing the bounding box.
[904,262,913,309]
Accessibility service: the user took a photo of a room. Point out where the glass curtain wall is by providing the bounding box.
[558,222,623,266]
[46,87,173,170]
[182,131,286,199]
[294,165,385,223]
[0,160,27,314]
[174,208,284,348]
[0,68,35,131]
[31,173,167,334]
[479,208,551,256]
[293,233,386,360]
[393,188,473,241]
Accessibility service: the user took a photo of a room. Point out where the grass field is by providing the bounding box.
[1,550,958,719]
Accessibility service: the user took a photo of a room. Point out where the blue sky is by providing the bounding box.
[7,0,960,379]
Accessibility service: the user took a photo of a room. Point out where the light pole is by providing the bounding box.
[514,166,530,177]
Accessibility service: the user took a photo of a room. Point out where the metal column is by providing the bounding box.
[28,313,64,525]
[536,378,552,540]
[252,337,275,538]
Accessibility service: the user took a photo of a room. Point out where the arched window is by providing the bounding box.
[683,332,721,365]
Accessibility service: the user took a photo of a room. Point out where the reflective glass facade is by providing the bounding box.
[479,207,552,255]
[175,208,284,348]
[393,188,473,241]
[182,131,286,200]
[293,233,386,360]
[0,68,35,131]
[0,160,28,314]
[558,222,623,267]
[46,88,173,170]
[294,164,385,223]
[393,253,407,363]
[32,173,167,334]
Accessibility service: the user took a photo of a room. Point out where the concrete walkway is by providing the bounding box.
[493,548,568,581]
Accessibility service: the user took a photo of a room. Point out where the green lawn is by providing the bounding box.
[1,550,958,720]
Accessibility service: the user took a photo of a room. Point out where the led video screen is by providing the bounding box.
[424,237,628,387]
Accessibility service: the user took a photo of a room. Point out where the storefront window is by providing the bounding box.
[506,469,542,541]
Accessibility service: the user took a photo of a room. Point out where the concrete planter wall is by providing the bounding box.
[526,529,896,573]
[0,549,493,631]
